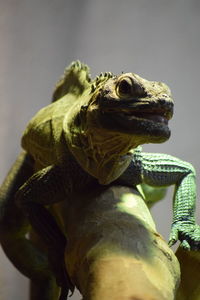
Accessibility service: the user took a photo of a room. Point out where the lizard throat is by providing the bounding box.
[65,127,138,184]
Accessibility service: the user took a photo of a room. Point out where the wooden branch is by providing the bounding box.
[175,247,200,300]
[58,185,180,300]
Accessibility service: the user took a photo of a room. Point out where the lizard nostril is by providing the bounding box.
[162,93,169,98]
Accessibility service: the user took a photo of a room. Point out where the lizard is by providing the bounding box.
[0,60,200,299]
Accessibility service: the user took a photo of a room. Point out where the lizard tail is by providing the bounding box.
[0,151,34,227]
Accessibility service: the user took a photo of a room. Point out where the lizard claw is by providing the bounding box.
[58,260,74,300]
[169,222,200,251]
[180,239,191,251]
[168,225,179,247]
[48,246,74,300]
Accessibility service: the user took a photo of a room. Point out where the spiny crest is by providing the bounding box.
[52,60,92,102]
[91,72,114,93]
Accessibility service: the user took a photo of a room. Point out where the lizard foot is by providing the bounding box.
[169,222,200,251]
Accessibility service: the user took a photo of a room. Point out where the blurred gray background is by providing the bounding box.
[0,0,200,299]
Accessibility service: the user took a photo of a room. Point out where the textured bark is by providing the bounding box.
[175,247,200,300]
[59,185,180,300]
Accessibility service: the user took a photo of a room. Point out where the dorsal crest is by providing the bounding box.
[52,61,92,102]
[91,72,114,93]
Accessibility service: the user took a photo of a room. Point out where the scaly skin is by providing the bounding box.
[0,61,199,299]
[132,148,199,250]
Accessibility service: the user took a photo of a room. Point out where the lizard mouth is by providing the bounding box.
[103,109,170,125]
[98,99,173,142]
[98,95,173,121]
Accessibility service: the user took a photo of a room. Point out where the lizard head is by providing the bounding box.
[62,63,174,184]
[86,72,173,145]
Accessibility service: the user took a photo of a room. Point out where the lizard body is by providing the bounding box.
[0,61,199,299]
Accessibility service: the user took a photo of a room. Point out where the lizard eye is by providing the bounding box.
[116,77,133,97]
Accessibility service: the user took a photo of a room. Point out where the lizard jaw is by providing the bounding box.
[98,107,172,143]
[113,110,170,125]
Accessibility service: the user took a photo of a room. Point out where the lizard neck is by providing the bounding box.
[65,126,140,184]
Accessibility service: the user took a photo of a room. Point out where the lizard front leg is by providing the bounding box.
[15,164,74,300]
[132,149,200,251]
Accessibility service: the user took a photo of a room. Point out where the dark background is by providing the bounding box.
[1,1,200,299]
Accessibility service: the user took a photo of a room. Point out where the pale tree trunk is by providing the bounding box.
[57,185,180,300]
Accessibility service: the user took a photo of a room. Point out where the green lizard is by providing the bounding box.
[0,61,199,299]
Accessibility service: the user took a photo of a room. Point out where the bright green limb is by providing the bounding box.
[133,150,200,250]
